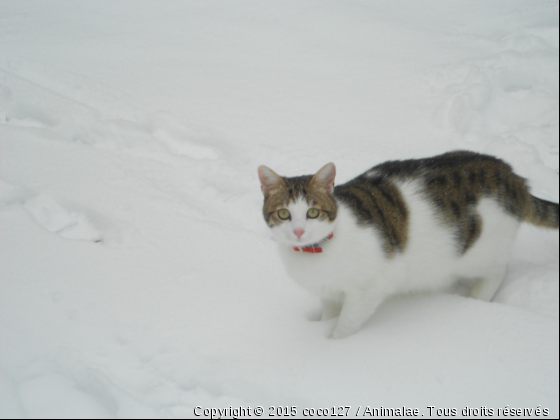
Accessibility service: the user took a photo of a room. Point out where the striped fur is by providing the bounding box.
[261,151,558,256]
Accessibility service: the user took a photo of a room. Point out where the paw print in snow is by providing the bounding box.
[23,194,102,242]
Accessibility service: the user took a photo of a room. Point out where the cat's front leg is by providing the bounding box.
[320,298,342,321]
[330,290,383,339]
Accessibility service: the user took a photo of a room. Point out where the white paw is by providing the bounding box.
[320,312,338,322]
[306,309,322,322]
[330,326,357,340]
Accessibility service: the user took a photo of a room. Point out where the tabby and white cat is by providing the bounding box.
[258,151,559,339]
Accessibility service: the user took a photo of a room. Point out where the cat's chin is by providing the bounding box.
[278,234,332,248]
[276,238,311,247]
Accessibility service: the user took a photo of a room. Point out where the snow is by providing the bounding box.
[0,1,558,418]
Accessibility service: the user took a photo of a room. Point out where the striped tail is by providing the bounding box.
[525,196,559,229]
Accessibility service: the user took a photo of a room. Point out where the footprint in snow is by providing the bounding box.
[23,194,103,243]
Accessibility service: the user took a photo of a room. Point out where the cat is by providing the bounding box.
[258,150,559,339]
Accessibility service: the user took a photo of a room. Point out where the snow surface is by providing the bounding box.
[0,1,558,418]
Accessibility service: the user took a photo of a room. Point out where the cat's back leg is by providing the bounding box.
[470,265,509,301]
[457,198,521,301]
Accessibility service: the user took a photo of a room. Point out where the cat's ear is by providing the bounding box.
[311,162,336,194]
[258,165,286,196]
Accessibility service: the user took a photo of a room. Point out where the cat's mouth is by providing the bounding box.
[290,232,333,247]
[292,233,334,252]
[291,232,314,245]
[287,235,312,247]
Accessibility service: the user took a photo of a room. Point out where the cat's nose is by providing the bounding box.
[294,229,305,239]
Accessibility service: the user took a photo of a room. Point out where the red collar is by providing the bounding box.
[293,233,334,253]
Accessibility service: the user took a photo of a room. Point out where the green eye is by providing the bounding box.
[307,208,320,219]
[278,209,291,220]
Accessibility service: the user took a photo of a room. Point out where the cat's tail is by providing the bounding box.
[525,195,559,229]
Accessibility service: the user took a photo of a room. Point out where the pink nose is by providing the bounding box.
[294,229,305,239]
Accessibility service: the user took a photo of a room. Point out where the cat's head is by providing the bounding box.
[258,163,337,246]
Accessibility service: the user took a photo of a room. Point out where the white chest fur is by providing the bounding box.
[277,203,384,297]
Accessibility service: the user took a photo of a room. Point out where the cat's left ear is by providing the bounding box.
[311,162,336,194]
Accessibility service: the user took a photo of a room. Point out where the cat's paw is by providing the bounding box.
[307,309,339,322]
[330,326,357,340]
[320,313,338,322]
[306,308,323,322]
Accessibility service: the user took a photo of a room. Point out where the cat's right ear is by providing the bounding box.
[311,162,336,194]
[258,165,285,196]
